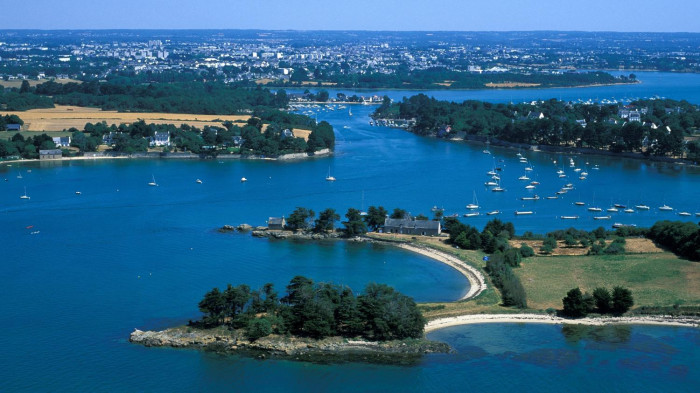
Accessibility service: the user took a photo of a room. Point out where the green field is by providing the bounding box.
[517,253,700,310]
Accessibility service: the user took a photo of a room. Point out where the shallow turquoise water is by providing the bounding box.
[1,73,699,392]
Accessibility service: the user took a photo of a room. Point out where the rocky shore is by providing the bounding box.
[129,326,450,363]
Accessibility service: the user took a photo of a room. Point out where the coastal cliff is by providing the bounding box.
[129,326,450,363]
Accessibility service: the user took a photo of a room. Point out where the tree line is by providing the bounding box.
[0,133,56,159]
[562,286,634,317]
[373,96,699,159]
[195,276,425,342]
[283,68,631,90]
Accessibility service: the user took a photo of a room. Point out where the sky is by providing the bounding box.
[5,0,700,32]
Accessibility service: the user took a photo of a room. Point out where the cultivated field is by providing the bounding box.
[3,105,251,131]
[0,78,82,89]
[510,238,664,256]
[1,105,313,141]
[517,253,700,310]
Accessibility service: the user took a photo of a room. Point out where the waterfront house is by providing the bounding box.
[39,149,62,160]
[267,217,286,230]
[52,136,71,147]
[150,131,171,147]
[383,217,441,236]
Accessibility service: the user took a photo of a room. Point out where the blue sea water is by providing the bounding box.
[1,72,699,392]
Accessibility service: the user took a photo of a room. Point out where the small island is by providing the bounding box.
[130,276,450,363]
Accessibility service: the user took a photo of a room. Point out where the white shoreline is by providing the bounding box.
[425,314,700,332]
[394,243,487,301]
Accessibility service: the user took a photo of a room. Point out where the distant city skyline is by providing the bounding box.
[5,0,700,32]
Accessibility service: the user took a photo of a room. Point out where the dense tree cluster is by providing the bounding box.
[647,221,700,261]
[562,286,634,317]
[0,114,24,130]
[195,276,425,341]
[282,206,365,237]
[374,96,699,158]
[0,133,56,159]
[0,87,54,111]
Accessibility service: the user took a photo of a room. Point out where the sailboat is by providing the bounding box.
[20,187,30,200]
[148,175,158,186]
[348,108,353,117]
[466,191,479,209]
[325,167,336,182]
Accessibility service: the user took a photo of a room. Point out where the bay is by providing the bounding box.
[1,71,698,392]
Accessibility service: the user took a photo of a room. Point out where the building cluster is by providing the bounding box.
[1,31,698,84]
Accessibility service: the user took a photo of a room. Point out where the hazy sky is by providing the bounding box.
[7,0,700,32]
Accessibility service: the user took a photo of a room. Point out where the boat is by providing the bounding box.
[613,223,637,228]
[148,175,158,187]
[696,213,700,217]
[678,212,691,217]
[465,191,479,210]
[196,179,202,184]
[546,196,558,199]
[530,181,540,185]
[593,215,612,220]
[659,205,673,211]
[558,174,567,178]
[20,187,30,200]
[492,186,506,192]
[623,208,635,213]
[463,212,480,217]
[483,150,491,154]
[556,169,565,175]
[521,195,540,201]
[518,175,530,181]
[592,165,600,170]
[325,167,336,182]
[560,216,579,220]
[514,211,533,215]
[75,191,81,195]
[446,213,459,218]
[486,211,501,216]
[607,207,619,213]
[484,181,498,187]
[635,205,650,210]
[431,206,444,212]
[614,204,627,209]
[525,185,536,189]
[588,207,603,212]
[241,177,248,182]
[524,166,533,172]
[574,202,585,206]
[487,170,497,176]
[348,108,352,116]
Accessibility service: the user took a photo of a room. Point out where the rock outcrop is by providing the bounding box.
[129,327,450,363]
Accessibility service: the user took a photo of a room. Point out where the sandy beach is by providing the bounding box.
[425,313,700,332]
[394,243,487,301]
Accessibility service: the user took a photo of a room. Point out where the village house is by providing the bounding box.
[382,217,441,236]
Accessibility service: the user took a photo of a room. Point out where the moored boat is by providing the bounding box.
[514,210,533,215]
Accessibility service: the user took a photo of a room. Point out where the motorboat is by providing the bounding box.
[635,205,650,210]
[659,205,673,211]
[514,211,534,215]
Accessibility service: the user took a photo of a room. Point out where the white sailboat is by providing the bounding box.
[466,191,479,210]
[325,167,336,182]
[20,187,30,200]
[148,175,158,187]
